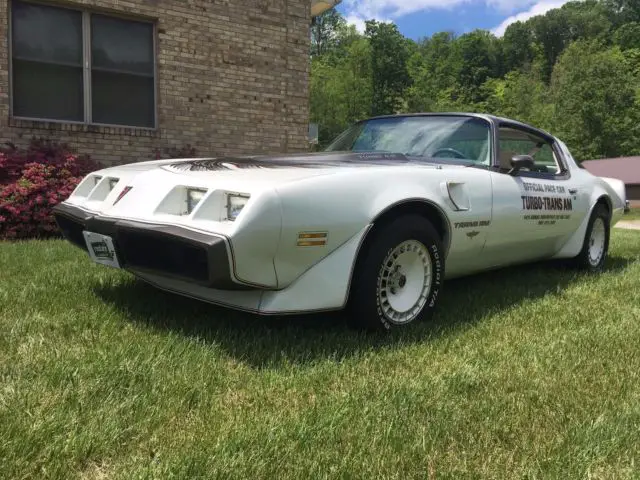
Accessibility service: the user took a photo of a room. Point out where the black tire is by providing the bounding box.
[571,204,611,272]
[347,215,445,331]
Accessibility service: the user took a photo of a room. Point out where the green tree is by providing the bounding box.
[308,2,640,160]
[605,0,640,24]
[483,69,553,130]
[451,30,503,103]
[551,41,640,160]
[530,1,612,82]
[365,21,412,116]
[613,22,640,49]
[310,37,373,147]
[310,9,347,57]
[502,21,535,72]
[404,32,458,112]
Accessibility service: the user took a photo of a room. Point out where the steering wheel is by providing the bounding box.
[431,147,468,159]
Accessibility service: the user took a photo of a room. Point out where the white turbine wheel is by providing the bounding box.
[377,240,433,324]
[588,217,606,266]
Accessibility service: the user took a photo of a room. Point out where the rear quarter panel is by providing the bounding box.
[552,169,626,259]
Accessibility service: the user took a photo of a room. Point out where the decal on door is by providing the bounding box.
[521,196,573,211]
[454,220,491,229]
[454,220,491,241]
[519,181,575,226]
[522,182,568,194]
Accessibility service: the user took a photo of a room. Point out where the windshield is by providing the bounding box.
[325,115,492,165]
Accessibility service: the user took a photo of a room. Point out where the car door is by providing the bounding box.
[482,123,590,268]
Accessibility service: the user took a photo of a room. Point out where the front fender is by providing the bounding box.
[272,169,450,287]
[271,167,491,288]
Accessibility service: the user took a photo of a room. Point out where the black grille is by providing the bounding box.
[117,229,210,283]
[56,215,88,251]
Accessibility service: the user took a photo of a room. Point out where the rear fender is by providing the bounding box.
[552,181,618,260]
[600,177,628,220]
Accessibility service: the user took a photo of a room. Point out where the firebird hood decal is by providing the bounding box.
[163,152,454,172]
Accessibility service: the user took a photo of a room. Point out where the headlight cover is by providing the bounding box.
[226,193,250,221]
[186,188,207,214]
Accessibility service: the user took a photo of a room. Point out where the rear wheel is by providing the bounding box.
[572,204,610,272]
[347,215,445,331]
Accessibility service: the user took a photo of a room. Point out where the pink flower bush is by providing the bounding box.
[0,139,101,240]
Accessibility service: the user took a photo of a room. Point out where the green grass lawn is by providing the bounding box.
[1,232,640,479]
[624,208,640,222]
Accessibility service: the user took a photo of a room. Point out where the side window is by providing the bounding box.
[498,127,561,175]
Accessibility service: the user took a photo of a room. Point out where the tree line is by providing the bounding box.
[310,0,640,161]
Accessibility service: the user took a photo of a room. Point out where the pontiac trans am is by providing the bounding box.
[53,113,630,330]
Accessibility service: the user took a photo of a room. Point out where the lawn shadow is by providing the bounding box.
[93,255,635,369]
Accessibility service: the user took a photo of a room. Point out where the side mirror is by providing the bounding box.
[509,155,535,175]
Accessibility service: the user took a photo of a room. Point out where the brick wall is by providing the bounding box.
[0,0,311,165]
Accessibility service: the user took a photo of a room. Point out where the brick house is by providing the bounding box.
[0,0,337,166]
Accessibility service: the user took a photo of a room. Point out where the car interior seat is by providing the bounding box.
[499,149,517,171]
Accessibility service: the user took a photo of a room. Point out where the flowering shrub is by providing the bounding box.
[0,139,101,240]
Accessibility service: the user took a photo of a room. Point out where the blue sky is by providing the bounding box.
[336,0,573,39]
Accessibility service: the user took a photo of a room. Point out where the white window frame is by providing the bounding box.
[9,0,158,130]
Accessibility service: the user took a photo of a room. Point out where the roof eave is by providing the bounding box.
[311,0,342,17]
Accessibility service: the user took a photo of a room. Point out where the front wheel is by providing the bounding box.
[347,215,445,331]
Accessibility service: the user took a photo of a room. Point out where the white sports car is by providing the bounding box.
[53,113,631,330]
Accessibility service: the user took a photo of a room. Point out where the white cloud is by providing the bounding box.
[341,0,572,36]
[345,14,367,33]
[343,0,468,20]
[491,0,571,36]
[486,0,540,14]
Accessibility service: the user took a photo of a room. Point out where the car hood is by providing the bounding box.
[161,151,441,174]
[108,151,452,188]
[78,151,461,196]
[163,151,418,171]
[64,151,464,230]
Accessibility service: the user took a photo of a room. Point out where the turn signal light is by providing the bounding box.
[297,232,328,247]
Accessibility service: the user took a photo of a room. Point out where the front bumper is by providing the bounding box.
[53,203,248,290]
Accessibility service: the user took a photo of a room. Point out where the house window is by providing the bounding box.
[11,1,156,128]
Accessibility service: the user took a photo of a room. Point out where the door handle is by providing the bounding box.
[569,188,578,195]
